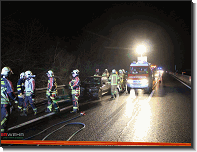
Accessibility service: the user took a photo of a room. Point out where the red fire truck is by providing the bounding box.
[127,60,154,94]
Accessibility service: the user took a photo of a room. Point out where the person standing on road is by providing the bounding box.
[102,69,109,78]
[109,69,120,99]
[45,70,60,113]
[17,72,25,112]
[21,70,37,116]
[1,67,18,133]
[69,69,80,113]
[118,69,124,92]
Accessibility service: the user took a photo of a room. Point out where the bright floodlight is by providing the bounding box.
[136,45,146,57]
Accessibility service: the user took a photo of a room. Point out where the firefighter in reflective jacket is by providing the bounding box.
[17,72,25,112]
[1,67,18,133]
[109,69,120,99]
[69,69,80,113]
[45,70,60,113]
[118,69,124,92]
[102,69,109,78]
[21,70,37,116]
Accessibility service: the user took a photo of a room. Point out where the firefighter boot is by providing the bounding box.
[70,110,77,113]
[70,107,78,114]
[33,108,37,115]
[45,103,52,113]
[45,108,52,113]
[18,106,23,112]
[54,107,60,113]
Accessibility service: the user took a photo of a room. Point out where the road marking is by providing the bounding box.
[171,75,191,89]
[7,91,134,131]
[8,105,73,131]
[8,94,110,131]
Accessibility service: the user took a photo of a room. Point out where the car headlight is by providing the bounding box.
[127,79,133,83]
[141,79,148,85]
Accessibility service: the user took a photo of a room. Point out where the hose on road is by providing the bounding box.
[8,112,86,146]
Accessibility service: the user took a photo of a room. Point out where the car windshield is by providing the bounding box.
[130,66,149,74]
[84,77,101,84]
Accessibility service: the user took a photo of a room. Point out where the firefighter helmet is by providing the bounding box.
[25,70,33,78]
[1,67,13,77]
[20,72,25,79]
[72,69,79,75]
[112,69,116,74]
[46,70,54,77]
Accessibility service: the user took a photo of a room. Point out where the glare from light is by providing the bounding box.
[136,45,146,57]
[141,79,148,85]
[132,98,153,141]
[125,89,136,118]
[127,80,133,83]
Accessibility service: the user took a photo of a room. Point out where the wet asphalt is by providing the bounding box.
[3,73,192,145]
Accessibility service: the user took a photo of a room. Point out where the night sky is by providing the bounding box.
[2,1,192,75]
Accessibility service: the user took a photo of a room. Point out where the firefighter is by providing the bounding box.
[118,69,123,92]
[69,69,80,113]
[45,70,60,113]
[109,69,120,99]
[17,72,25,112]
[102,69,109,78]
[1,67,18,133]
[21,70,37,116]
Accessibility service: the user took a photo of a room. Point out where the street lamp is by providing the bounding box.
[136,45,146,57]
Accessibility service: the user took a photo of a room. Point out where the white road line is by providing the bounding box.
[171,75,191,89]
[7,92,135,131]
[8,105,73,131]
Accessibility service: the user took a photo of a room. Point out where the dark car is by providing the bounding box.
[80,76,111,99]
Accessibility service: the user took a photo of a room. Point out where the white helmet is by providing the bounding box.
[46,70,54,77]
[25,70,33,78]
[112,69,116,74]
[1,67,13,77]
[72,69,79,75]
[119,69,122,73]
[20,72,25,79]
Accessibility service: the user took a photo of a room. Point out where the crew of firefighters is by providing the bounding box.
[1,66,126,133]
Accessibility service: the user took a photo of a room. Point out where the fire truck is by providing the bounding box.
[127,57,154,94]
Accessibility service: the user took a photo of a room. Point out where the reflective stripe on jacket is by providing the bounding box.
[47,77,57,96]
[1,76,15,104]
[69,76,80,95]
[17,78,25,97]
[109,74,120,85]
[24,78,35,95]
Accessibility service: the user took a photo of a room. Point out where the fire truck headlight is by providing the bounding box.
[142,79,148,85]
[127,80,133,83]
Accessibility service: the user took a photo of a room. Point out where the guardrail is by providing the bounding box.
[14,85,70,104]
[169,72,191,85]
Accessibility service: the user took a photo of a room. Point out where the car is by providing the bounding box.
[80,76,111,99]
